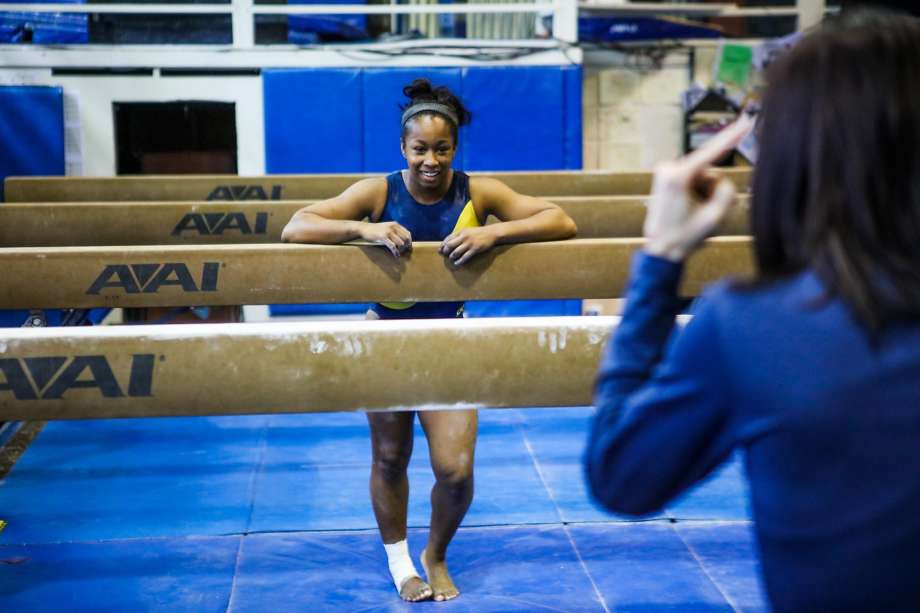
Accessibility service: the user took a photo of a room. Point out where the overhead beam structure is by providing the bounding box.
[3,168,752,202]
[0,316,615,420]
[0,238,753,309]
[0,196,751,247]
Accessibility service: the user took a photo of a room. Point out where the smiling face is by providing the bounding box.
[400,114,457,193]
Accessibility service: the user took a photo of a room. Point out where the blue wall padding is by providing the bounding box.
[263,64,582,174]
[461,66,564,171]
[262,65,583,317]
[362,67,463,173]
[563,65,583,169]
[262,69,363,173]
[0,85,65,201]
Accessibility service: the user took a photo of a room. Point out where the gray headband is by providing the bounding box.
[400,103,458,129]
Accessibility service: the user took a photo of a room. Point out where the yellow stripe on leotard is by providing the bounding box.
[452,199,481,232]
[380,200,481,311]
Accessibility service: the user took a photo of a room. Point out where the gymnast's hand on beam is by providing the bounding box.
[440,227,498,266]
[643,115,754,263]
[360,221,413,258]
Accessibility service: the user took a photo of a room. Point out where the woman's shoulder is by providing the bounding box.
[694,269,825,330]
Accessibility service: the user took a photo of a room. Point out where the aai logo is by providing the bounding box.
[0,354,155,400]
[86,263,220,295]
[171,212,269,236]
[206,185,283,200]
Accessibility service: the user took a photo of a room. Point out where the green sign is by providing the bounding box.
[717,44,753,88]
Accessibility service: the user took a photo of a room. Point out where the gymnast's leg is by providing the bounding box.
[367,410,432,602]
[419,408,478,601]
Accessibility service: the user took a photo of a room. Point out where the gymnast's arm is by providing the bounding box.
[440,177,577,265]
[280,178,412,257]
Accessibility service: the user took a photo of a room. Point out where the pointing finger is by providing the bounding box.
[683,115,755,175]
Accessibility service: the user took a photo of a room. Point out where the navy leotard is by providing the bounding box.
[370,170,480,320]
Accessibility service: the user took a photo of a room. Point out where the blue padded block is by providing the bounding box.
[464,299,582,317]
[263,69,363,173]
[231,525,604,612]
[563,64,583,169]
[0,416,269,544]
[0,536,239,613]
[363,68,463,173]
[460,66,565,171]
[570,522,736,611]
[674,522,769,611]
[518,407,666,523]
[666,454,752,521]
[0,85,65,201]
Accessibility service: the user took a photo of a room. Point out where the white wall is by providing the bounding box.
[0,69,265,176]
[583,49,690,171]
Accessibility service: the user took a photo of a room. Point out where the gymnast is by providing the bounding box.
[282,78,577,602]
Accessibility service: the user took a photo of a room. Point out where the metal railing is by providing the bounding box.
[0,0,827,48]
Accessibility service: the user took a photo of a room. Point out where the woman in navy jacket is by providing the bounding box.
[585,10,920,612]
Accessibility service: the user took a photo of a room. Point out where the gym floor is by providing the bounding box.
[0,407,766,611]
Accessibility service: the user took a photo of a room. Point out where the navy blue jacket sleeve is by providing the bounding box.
[585,252,735,516]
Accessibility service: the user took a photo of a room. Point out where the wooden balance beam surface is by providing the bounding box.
[3,168,752,202]
[0,196,751,247]
[0,317,617,420]
[0,238,753,309]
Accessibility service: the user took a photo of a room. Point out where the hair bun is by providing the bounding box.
[402,78,435,101]
[400,78,472,128]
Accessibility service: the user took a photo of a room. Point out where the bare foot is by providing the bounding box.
[421,548,460,602]
[399,576,433,602]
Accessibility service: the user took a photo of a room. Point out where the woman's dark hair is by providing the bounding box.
[400,78,472,144]
[751,9,920,332]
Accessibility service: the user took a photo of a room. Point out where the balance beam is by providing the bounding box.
[0,316,616,420]
[3,168,752,202]
[0,196,751,247]
[0,238,753,309]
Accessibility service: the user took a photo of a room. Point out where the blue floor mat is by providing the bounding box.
[0,408,752,545]
[570,522,739,611]
[0,523,764,612]
[0,406,764,611]
[0,535,240,613]
[518,407,667,523]
[231,525,605,612]
[674,522,768,611]
[0,416,270,544]
[248,410,560,533]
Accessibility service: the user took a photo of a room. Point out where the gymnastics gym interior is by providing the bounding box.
[0,1,841,611]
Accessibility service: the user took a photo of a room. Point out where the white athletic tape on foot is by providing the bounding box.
[384,540,422,593]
